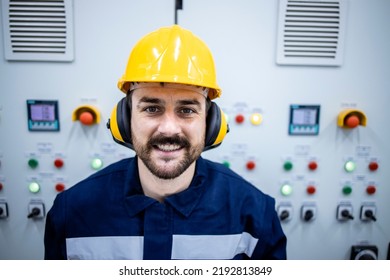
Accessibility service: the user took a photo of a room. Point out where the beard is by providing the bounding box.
[132,133,204,180]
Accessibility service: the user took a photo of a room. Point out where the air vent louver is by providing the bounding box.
[1,0,74,62]
[276,0,347,66]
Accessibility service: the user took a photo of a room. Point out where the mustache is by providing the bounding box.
[148,134,190,148]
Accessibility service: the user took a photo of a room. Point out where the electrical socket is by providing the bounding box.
[277,203,293,222]
[28,202,45,219]
[337,203,354,221]
[0,202,8,218]
[360,204,377,222]
[301,204,317,222]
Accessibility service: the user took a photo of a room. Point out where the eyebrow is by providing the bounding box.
[137,96,202,108]
[137,97,163,106]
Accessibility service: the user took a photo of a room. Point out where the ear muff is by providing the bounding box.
[107,98,229,151]
[107,97,133,149]
[204,102,229,151]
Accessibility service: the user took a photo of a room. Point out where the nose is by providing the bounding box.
[157,111,181,135]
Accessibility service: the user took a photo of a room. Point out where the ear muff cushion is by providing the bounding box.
[205,102,227,149]
[109,97,132,147]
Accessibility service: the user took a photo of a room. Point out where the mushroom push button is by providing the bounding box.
[337,109,367,129]
[72,105,101,126]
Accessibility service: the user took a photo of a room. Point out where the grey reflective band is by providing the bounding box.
[171,232,258,259]
[66,236,144,260]
[66,232,258,260]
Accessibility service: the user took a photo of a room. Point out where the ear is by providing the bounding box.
[107,97,134,150]
[204,102,229,151]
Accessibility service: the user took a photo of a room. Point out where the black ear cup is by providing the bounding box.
[107,97,133,149]
[204,102,229,151]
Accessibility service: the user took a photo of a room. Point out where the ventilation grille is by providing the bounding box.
[276,0,347,66]
[1,0,74,62]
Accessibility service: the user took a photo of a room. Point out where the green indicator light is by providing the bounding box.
[28,182,40,193]
[28,158,39,169]
[344,161,356,172]
[283,161,293,171]
[342,186,352,195]
[222,161,230,168]
[91,158,103,170]
[280,184,293,196]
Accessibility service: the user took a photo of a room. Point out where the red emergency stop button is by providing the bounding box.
[54,158,64,169]
[345,115,360,128]
[368,161,379,171]
[235,114,245,124]
[79,111,95,125]
[366,185,376,195]
[246,160,256,170]
[72,105,100,125]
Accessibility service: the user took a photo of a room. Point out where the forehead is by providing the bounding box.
[132,84,206,103]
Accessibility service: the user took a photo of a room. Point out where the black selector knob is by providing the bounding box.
[341,209,354,220]
[280,210,290,221]
[304,210,314,221]
[27,207,41,219]
[364,209,377,221]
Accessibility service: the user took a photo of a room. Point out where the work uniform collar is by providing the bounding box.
[124,156,207,218]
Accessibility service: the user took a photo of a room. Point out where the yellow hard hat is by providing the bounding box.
[117,25,221,100]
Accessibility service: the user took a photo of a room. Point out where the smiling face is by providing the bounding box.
[130,83,207,180]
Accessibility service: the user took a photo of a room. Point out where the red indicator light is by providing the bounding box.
[368,162,378,171]
[55,183,66,192]
[366,185,376,195]
[306,185,316,195]
[54,158,64,169]
[235,114,245,124]
[246,161,256,170]
[308,161,318,171]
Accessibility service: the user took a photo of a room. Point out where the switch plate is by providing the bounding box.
[350,245,378,260]
[301,204,317,222]
[277,203,293,222]
[28,202,45,219]
[0,202,8,218]
[360,204,377,221]
[337,202,354,221]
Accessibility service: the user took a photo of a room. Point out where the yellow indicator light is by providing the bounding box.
[250,113,263,126]
[344,161,356,172]
[91,158,103,170]
[281,184,293,196]
[28,182,40,194]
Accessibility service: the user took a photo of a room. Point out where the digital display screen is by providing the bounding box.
[289,105,320,135]
[30,104,56,121]
[27,100,60,131]
[292,108,318,125]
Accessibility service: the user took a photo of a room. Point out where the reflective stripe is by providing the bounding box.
[172,232,258,259]
[65,232,258,260]
[66,236,143,260]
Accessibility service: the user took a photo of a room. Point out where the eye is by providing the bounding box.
[144,106,160,114]
[180,108,195,115]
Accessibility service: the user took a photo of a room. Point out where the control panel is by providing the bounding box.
[0,0,389,260]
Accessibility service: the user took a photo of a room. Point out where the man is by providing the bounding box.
[44,25,287,259]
